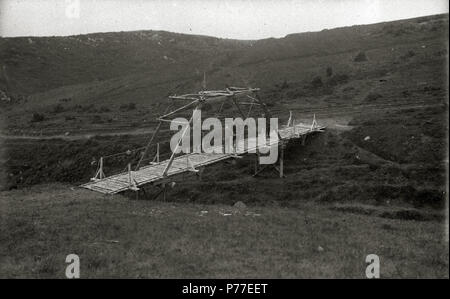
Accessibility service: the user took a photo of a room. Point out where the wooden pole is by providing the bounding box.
[280,143,284,178]
[254,152,259,175]
[156,143,160,163]
[128,163,132,186]
[232,96,246,119]
[135,121,162,170]
[99,157,104,179]
[163,105,199,176]
[159,99,199,119]
[163,183,166,201]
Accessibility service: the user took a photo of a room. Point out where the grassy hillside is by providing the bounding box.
[0,30,249,95]
[0,14,447,135]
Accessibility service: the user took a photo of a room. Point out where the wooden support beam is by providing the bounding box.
[232,96,246,119]
[163,105,198,177]
[156,143,160,163]
[163,183,167,201]
[91,156,105,181]
[135,121,162,170]
[169,96,200,101]
[128,163,139,191]
[159,99,199,120]
[279,143,284,178]
[253,164,269,177]
[286,111,292,127]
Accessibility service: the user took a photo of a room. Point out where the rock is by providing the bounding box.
[233,201,247,210]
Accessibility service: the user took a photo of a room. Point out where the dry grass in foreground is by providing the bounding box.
[0,184,448,278]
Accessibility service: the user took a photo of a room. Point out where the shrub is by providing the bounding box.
[326,66,333,77]
[31,113,45,122]
[401,50,415,59]
[311,76,323,88]
[65,115,76,121]
[91,115,104,124]
[343,86,355,93]
[98,106,111,113]
[76,104,95,112]
[327,74,349,86]
[120,103,136,111]
[365,93,382,102]
[53,104,64,113]
[354,51,368,62]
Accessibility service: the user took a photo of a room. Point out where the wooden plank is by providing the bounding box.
[81,124,326,194]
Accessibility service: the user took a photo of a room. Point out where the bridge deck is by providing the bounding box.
[81,123,324,194]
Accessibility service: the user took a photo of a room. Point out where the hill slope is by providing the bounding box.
[0,14,448,136]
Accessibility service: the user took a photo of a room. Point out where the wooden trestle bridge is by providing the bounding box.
[81,87,325,195]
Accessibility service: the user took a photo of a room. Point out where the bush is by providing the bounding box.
[343,86,355,93]
[280,80,289,89]
[326,66,333,77]
[365,93,382,102]
[401,50,415,60]
[311,76,323,88]
[75,104,95,112]
[120,103,136,111]
[327,74,349,86]
[65,115,76,121]
[53,104,64,113]
[31,113,45,122]
[91,115,104,124]
[354,51,368,62]
[98,106,111,113]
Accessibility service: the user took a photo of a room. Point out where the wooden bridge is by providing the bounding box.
[80,87,325,195]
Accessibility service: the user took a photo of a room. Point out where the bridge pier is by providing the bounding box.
[252,142,286,178]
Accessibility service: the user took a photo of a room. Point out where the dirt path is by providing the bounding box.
[1,101,444,141]
[0,127,156,141]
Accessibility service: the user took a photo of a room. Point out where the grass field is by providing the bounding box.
[0,184,448,278]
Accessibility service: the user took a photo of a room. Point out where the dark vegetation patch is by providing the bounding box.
[330,205,445,222]
[380,209,445,222]
[2,135,152,189]
[329,205,375,216]
[345,106,447,165]
[31,113,45,122]
[354,51,368,62]
[120,103,136,111]
[365,92,383,102]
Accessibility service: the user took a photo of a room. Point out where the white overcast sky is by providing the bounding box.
[0,0,448,39]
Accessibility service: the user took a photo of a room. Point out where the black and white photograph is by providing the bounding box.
[0,0,448,282]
